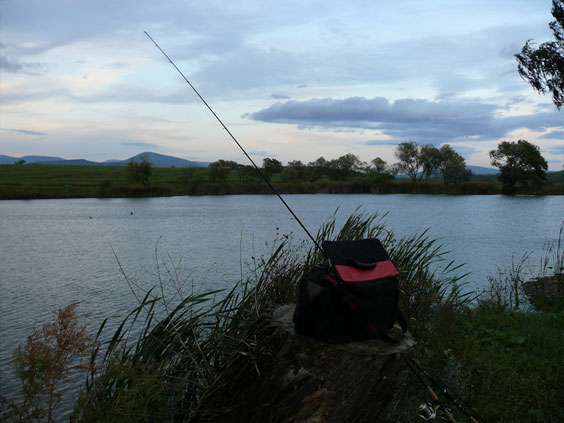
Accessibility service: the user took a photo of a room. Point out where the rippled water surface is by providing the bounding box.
[1,194,562,418]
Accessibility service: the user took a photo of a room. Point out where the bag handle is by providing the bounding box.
[347,259,377,269]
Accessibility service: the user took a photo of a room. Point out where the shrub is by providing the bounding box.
[2,303,94,423]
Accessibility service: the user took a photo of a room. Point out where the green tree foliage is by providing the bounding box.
[367,157,396,183]
[286,160,306,179]
[280,167,299,182]
[437,145,472,186]
[305,157,328,182]
[419,145,442,180]
[208,160,238,182]
[394,141,439,183]
[516,0,564,109]
[181,167,205,191]
[14,159,26,165]
[280,160,306,182]
[262,157,282,181]
[236,164,256,182]
[327,153,365,180]
[394,141,422,183]
[489,140,548,192]
[126,154,152,186]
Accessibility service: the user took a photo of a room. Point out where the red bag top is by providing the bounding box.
[334,260,399,282]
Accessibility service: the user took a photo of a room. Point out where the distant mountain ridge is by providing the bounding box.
[0,152,209,168]
[466,165,498,175]
[0,153,502,174]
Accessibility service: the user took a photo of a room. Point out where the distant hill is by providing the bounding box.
[0,154,64,164]
[123,152,209,168]
[34,159,105,166]
[0,152,209,168]
[466,165,498,175]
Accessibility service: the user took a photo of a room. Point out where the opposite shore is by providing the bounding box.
[1,164,563,199]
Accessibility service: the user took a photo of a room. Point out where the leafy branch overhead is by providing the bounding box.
[516,0,564,109]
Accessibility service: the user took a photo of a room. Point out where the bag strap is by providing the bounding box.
[324,274,406,344]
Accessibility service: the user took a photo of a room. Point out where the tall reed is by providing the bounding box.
[73,210,471,421]
[481,221,564,311]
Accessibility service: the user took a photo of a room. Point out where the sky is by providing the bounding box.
[1,0,563,169]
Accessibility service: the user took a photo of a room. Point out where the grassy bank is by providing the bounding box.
[2,213,563,422]
[383,302,564,422]
[384,225,564,422]
[2,164,563,199]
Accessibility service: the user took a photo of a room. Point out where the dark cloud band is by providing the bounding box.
[245,96,563,144]
[0,128,47,136]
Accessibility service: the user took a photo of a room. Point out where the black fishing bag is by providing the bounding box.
[293,239,406,344]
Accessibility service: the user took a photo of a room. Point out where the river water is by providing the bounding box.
[1,194,562,418]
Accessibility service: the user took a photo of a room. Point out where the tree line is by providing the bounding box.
[125,140,549,195]
[202,140,548,193]
[205,142,471,187]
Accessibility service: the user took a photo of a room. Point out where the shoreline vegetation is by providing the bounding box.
[1,164,563,200]
[2,212,563,422]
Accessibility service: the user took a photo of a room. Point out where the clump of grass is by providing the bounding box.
[523,222,564,311]
[72,210,473,422]
[481,221,564,312]
[482,252,531,309]
[74,239,307,422]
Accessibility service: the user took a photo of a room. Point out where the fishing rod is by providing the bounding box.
[410,359,481,423]
[144,31,326,257]
[407,361,457,423]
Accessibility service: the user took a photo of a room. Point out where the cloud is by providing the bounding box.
[539,130,564,139]
[547,145,564,155]
[104,62,129,69]
[246,96,563,144]
[271,93,290,100]
[121,141,162,148]
[71,84,198,104]
[0,128,47,136]
[0,54,46,75]
[248,151,268,157]
[364,139,399,146]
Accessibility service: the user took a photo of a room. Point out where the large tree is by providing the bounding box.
[279,160,306,182]
[262,157,283,181]
[394,141,423,183]
[367,157,396,183]
[236,164,256,182]
[305,156,328,182]
[437,145,471,186]
[327,153,365,180]
[419,145,442,181]
[515,0,564,109]
[489,140,548,192]
[208,159,238,182]
[394,141,438,183]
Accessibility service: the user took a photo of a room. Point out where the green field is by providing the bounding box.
[0,164,192,199]
[1,164,563,199]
